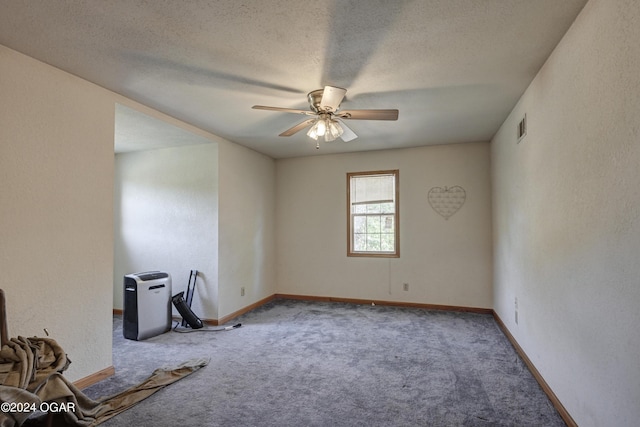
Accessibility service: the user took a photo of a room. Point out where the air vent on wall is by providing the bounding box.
[517,114,527,143]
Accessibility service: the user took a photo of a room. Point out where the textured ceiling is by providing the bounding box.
[0,0,588,158]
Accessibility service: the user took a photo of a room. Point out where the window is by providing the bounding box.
[347,170,399,257]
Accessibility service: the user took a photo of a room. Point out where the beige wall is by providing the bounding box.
[0,45,114,381]
[113,135,277,323]
[0,43,278,382]
[218,142,277,319]
[491,0,640,425]
[113,143,219,319]
[276,143,493,308]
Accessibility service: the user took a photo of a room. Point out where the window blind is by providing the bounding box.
[350,174,395,205]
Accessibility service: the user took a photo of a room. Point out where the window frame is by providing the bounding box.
[347,169,400,258]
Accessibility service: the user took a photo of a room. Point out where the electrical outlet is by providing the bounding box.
[241,287,245,297]
[403,283,409,291]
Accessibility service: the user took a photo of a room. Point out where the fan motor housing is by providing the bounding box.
[308,89,332,113]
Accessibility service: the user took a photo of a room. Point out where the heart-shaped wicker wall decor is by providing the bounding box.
[428,186,466,220]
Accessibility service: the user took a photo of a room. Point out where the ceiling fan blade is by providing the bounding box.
[252,105,315,116]
[279,118,317,137]
[337,109,399,121]
[320,86,347,112]
[336,119,358,142]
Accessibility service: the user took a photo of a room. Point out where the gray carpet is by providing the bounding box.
[83,299,565,426]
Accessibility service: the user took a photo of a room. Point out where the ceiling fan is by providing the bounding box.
[252,86,399,147]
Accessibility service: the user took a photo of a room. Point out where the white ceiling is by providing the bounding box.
[114,104,213,153]
[0,0,588,158]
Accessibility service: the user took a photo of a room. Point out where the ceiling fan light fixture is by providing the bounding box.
[308,117,343,143]
[307,115,342,142]
[316,119,327,136]
[326,119,344,141]
[306,120,320,140]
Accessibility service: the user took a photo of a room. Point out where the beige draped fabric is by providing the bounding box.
[0,336,207,426]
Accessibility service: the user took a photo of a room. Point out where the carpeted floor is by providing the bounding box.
[84,299,565,426]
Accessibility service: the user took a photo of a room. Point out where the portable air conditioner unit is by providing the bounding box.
[123,271,172,340]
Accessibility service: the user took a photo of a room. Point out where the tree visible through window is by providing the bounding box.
[347,170,399,257]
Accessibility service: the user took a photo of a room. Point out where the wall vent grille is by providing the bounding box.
[517,114,527,143]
